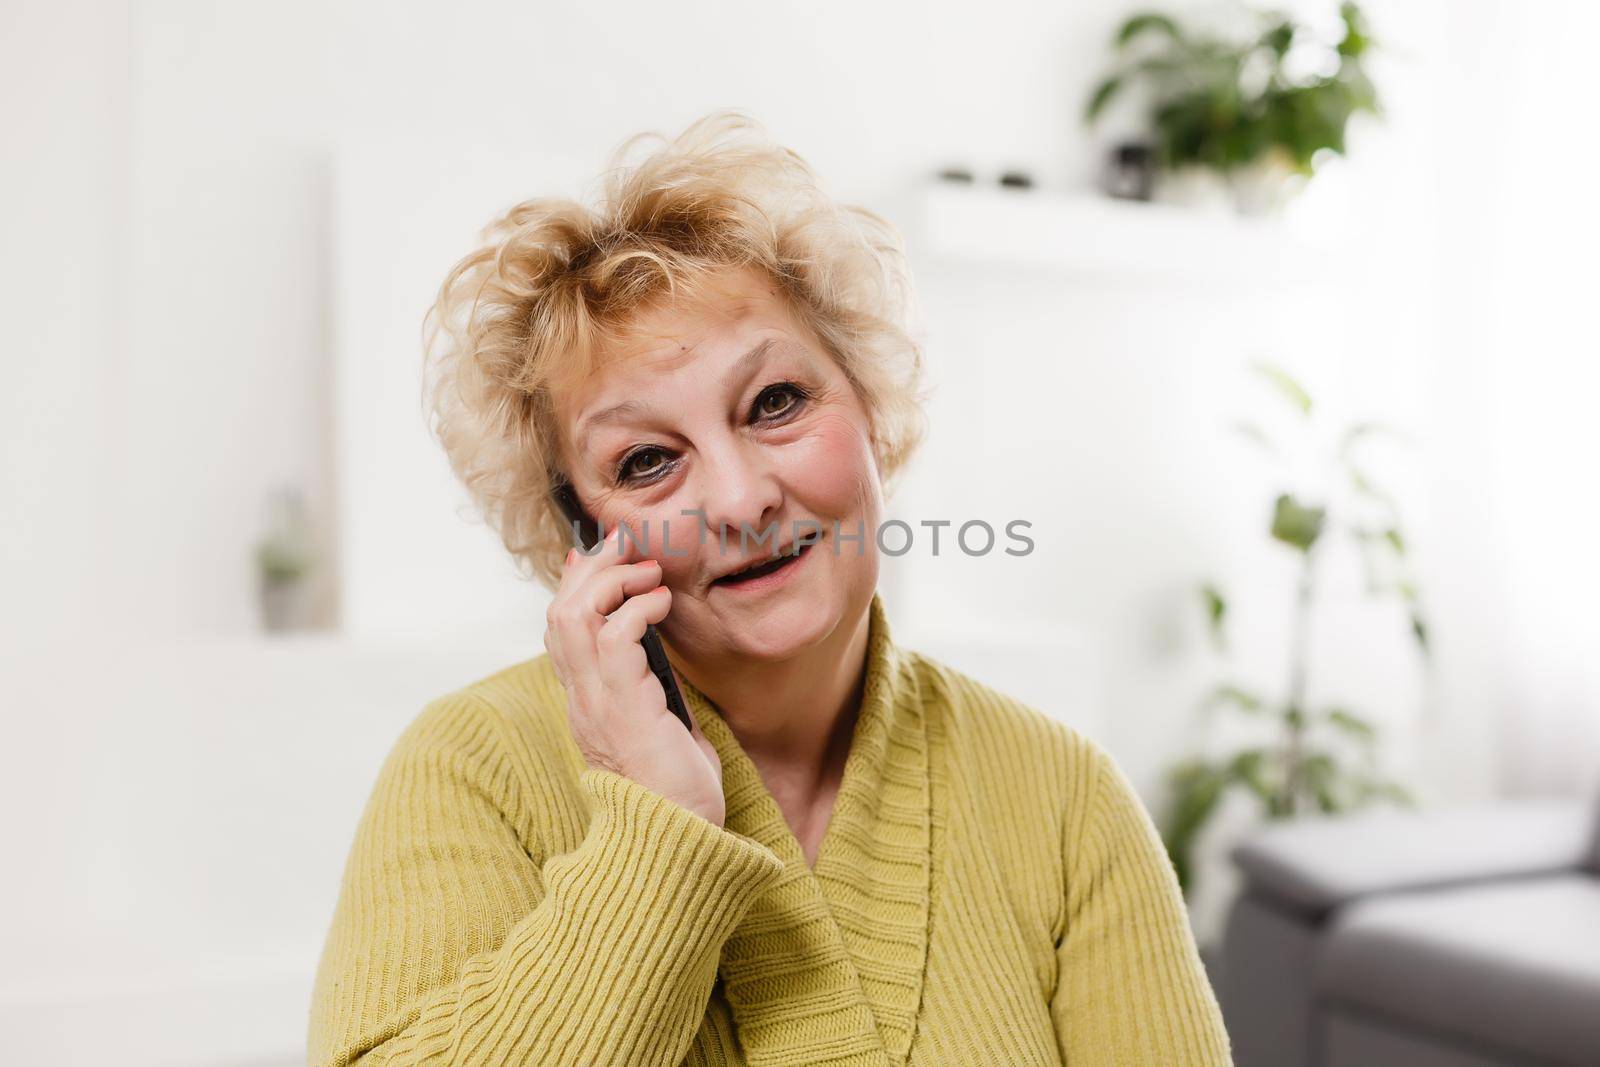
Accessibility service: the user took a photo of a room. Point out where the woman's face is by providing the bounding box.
[555,267,883,665]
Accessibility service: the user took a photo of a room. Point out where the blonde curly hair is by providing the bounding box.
[421,110,930,590]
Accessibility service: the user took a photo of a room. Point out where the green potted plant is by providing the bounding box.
[1084,3,1381,214]
[1162,361,1428,897]
[255,486,317,632]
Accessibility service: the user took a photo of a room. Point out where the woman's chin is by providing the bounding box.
[722,602,833,660]
[702,583,844,662]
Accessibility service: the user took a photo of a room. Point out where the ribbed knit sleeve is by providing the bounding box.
[1051,740,1233,1065]
[307,694,786,1067]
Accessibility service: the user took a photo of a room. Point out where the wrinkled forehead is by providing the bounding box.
[550,265,792,392]
[546,267,817,457]
[623,264,800,351]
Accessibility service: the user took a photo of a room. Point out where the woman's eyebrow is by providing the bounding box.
[577,337,791,453]
[577,398,653,455]
[720,337,781,390]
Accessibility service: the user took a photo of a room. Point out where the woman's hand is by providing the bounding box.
[545,526,727,827]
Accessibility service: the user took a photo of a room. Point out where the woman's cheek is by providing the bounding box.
[781,411,876,514]
[647,506,705,589]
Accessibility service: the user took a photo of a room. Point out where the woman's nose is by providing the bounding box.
[692,442,784,550]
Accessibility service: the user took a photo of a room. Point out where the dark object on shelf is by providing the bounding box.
[1104,142,1155,201]
[937,166,975,183]
[998,170,1034,189]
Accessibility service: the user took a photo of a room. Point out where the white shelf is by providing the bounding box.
[903,182,1346,285]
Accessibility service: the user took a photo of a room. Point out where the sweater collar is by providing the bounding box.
[676,591,931,1066]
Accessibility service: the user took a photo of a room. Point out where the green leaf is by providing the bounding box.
[1085,74,1124,123]
[1342,65,1380,113]
[1383,528,1406,555]
[1350,775,1414,808]
[1259,21,1295,59]
[1252,360,1313,416]
[1348,465,1397,507]
[256,539,314,583]
[1339,420,1405,460]
[1299,752,1345,814]
[1162,759,1228,895]
[1115,13,1183,48]
[1377,780,1416,806]
[1338,2,1373,59]
[1206,683,1265,715]
[1271,493,1326,552]
[1325,708,1378,745]
[1226,748,1276,803]
[1231,420,1278,455]
[1200,583,1228,648]
[1411,613,1431,657]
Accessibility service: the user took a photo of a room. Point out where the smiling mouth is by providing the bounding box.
[711,541,817,586]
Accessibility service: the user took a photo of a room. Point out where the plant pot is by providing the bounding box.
[259,577,312,633]
[1153,166,1234,214]
[1229,152,1309,217]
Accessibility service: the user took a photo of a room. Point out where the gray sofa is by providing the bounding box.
[1218,796,1600,1067]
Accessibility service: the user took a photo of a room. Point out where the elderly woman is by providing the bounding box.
[308,113,1230,1066]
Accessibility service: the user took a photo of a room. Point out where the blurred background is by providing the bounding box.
[4,0,1597,1063]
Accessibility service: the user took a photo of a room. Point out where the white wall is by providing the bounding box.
[1446,0,1600,796]
[2,0,131,644]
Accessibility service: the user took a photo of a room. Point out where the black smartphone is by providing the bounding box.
[551,479,693,733]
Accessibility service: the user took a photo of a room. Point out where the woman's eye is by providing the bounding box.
[614,384,808,485]
[754,382,807,421]
[617,448,669,483]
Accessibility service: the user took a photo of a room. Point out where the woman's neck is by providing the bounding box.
[679,603,872,800]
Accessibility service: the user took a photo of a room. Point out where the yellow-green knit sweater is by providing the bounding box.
[308,593,1232,1065]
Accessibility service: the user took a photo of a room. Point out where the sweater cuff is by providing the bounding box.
[539,768,785,961]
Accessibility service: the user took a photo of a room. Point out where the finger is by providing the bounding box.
[550,554,659,686]
[551,522,658,705]
[595,585,673,703]
[551,532,609,685]
[558,524,625,593]
[550,546,589,688]
[556,545,580,595]
[576,521,649,579]
[598,580,672,646]
[576,558,664,624]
